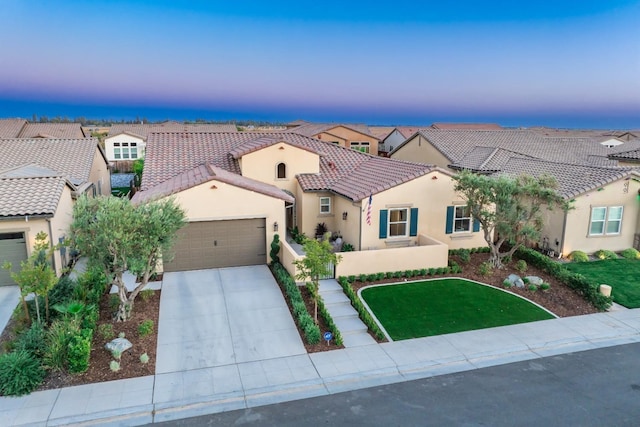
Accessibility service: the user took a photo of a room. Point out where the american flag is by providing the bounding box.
[366,194,372,225]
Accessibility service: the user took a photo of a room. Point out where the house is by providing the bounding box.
[0,139,110,285]
[131,132,487,277]
[18,122,86,139]
[391,129,640,255]
[104,121,237,164]
[0,119,28,138]
[609,148,640,168]
[431,122,503,130]
[287,121,381,156]
[369,126,422,156]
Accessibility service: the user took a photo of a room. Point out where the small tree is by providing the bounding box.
[294,237,341,323]
[453,170,570,269]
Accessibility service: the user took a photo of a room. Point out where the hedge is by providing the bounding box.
[515,247,611,311]
[338,277,385,340]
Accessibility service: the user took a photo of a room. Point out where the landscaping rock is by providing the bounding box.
[507,274,525,288]
[105,338,132,355]
[525,276,544,286]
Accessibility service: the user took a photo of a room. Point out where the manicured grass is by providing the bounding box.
[361,279,554,340]
[564,259,640,309]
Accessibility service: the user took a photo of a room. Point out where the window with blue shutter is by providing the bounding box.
[379,209,388,238]
[473,218,481,232]
[409,208,418,236]
[445,206,454,234]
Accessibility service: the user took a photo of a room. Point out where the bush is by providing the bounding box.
[358,274,367,282]
[44,319,79,371]
[620,248,640,260]
[502,279,512,288]
[404,270,414,278]
[540,283,551,291]
[68,329,92,373]
[15,322,47,359]
[478,262,492,277]
[140,289,155,302]
[81,303,99,330]
[428,268,436,276]
[140,353,149,364]
[385,272,394,279]
[366,274,376,282]
[317,296,343,346]
[47,276,77,311]
[393,271,402,279]
[502,256,512,265]
[449,261,462,274]
[419,268,427,276]
[98,323,115,341]
[110,360,120,372]
[138,319,154,337]
[270,234,281,264]
[528,284,538,292]
[594,249,618,260]
[568,250,589,262]
[342,243,355,252]
[458,249,471,264]
[515,260,528,273]
[0,350,46,396]
[347,275,356,283]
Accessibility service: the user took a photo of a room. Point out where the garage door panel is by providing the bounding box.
[164,219,266,272]
[0,232,28,286]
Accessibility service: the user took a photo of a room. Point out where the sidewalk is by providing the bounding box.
[2,307,639,426]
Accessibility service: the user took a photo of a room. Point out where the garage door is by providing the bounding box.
[164,218,266,272]
[0,232,28,286]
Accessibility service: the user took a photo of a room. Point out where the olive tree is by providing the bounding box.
[453,170,570,269]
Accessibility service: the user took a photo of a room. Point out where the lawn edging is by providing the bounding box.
[516,247,612,311]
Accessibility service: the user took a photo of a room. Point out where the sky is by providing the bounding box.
[1,0,639,128]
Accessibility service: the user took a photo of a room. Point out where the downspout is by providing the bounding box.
[560,210,568,257]
[46,219,57,273]
[358,202,363,251]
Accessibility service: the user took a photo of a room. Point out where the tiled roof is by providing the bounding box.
[108,122,237,139]
[18,123,85,139]
[132,163,294,204]
[431,123,503,130]
[395,126,422,138]
[367,126,396,140]
[289,122,378,140]
[0,175,68,217]
[608,148,640,161]
[229,136,317,159]
[140,132,435,202]
[0,119,27,138]
[0,139,99,186]
[450,147,535,172]
[498,158,637,199]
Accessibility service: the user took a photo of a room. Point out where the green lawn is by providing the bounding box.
[361,279,555,340]
[564,259,640,309]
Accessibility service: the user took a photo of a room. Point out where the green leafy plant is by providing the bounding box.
[478,262,492,277]
[458,249,471,264]
[110,360,120,372]
[138,319,154,337]
[528,284,538,292]
[118,332,125,339]
[270,234,281,264]
[337,277,385,340]
[314,222,328,238]
[44,319,79,371]
[0,350,46,396]
[139,289,155,302]
[140,353,149,364]
[358,274,367,282]
[449,261,462,274]
[98,323,115,340]
[15,322,47,359]
[503,279,512,288]
[540,283,551,291]
[341,243,355,252]
[515,260,527,273]
[594,249,618,260]
[68,329,92,373]
[111,349,122,360]
[568,250,589,262]
[620,248,640,260]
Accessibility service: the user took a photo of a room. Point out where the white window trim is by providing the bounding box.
[453,205,472,234]
[319,197,331,214]
[589,206,623,236]
[388,207,409,238]
[350,141,370,153]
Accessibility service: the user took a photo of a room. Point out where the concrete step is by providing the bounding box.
[335,316,368,334]
[325,302,357,318]
[321,291,350,305]
[342,332,377,347]
[318,280,343,293]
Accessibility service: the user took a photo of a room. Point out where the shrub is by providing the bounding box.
[502,279,512,288]
[568,250,589,262]
[98,323,115,340]
[140,353,149,364]
[393,271,402,279]
[419,268,427,276]
[428,268,436,276]
[338,277,385,340]
[385,272,394,279]
[502,256,512,265]
[366,274,377,282]
[478,262,492,277]
[138,319,154,337]
[594,249,618,260]
[376,272,385,281]
[110,360,120,372]
[342,243,355,252]
[81,303,99,330]
[44,319,79,371]
[68,329,92,374]
[303,322,321,344]
[15,322,47,359]
[358,274,367,282]
[458,249,471,264]
[347,275,356,283]
[109,294,120,313]
[449,261,462,274]
[140,289,155,302]
[528,284,538,292]
[0,350,46,396]
[540,283,551,291]
[270,234,281,264]
[317,295,343,346]
[515,260,528,273]
[620,248,640,260]
[404,270,414,278]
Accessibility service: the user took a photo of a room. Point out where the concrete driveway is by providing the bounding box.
[156,265,306,374]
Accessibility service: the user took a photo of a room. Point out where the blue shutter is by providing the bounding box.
[446,206,454,234]
[473,218,481,232]
[409,208,418,236]
[379,210,388,239]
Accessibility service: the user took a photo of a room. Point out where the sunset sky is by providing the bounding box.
[1,0,639,128]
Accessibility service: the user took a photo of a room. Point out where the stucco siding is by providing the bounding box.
[104,134,145,162]
[89,148,111,195]
[391,135,451,169]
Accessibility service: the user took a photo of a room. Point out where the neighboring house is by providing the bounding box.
[391,129,640,255]
[132,132,486,276]
[609,148,640,168]
[288,121,381,156]
[104,121,237,163]
[0,139,110,285]
[369,126,422,156]
[431,122,503,130]
[0,118,28,138]
[18,122,86,139]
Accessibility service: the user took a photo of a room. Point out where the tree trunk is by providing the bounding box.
[20,295,31,325]
[45,294,49,324]
[113,273,132,322]
[34,295,41,324]
[489,244,503,269]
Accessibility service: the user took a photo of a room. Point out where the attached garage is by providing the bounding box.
[164,218,267,272]
[0,232,28,286]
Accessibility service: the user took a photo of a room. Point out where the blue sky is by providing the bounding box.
[1,0,639,128]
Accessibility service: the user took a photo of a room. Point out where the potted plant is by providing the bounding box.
[315,222,328,239]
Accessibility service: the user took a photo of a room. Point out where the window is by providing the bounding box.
[454,206,472,233]
[590,206,623,236]
[388,208,408,237]
[350,142,370,153]
[276,162,287,179]
[320,197,331,214]
[113,142,138,159]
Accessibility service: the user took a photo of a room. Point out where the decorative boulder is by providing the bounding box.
[524,276,544,286]
[506,274,525,288]
[105,338,132,355]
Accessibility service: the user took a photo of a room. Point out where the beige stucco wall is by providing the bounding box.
[296,191,336,238]
[280,239,304,279]
[557,177,640,255]
[359,170,487,251]
[89,148,112,195]
[104,134,145,162]
[240,142,320,195]
[391,134,451,169]
[0,185,75,276]
[165,179,287,263]
[316,126,379,155]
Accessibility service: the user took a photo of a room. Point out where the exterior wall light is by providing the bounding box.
[273,222,278,232]
[342,212,348,220]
